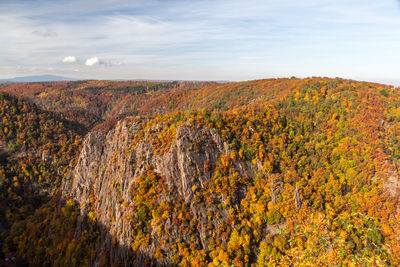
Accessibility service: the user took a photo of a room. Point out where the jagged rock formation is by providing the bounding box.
[63,118,253,265]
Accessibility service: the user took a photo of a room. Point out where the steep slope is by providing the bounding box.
[4,77,400,266]
[64,117,253,265]
[63,78,400,266]
[0,92,83,263]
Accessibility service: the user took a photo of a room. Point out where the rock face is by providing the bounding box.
[381,163,400,198]
[63,118,252,265]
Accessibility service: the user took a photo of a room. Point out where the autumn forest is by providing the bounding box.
[1,77,400,266]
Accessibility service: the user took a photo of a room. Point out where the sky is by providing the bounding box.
[1,0,400,84]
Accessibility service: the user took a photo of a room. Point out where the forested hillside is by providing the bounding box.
[0,80,214,131]
[1,77,400,266]
[0,92,84,265]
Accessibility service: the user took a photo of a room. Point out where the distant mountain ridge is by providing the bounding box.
[0,74,76,83]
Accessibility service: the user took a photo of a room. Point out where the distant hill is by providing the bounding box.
[0,74,76,83]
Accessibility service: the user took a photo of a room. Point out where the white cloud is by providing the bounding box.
[85,57,99,66]
[63,56,77,63]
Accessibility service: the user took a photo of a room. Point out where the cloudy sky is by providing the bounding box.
[1,0,400,83]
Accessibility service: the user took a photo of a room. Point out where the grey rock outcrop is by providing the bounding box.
[63,118,252,265]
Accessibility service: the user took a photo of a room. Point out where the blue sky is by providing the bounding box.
[1,0,400,83]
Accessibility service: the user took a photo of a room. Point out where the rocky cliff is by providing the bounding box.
[63,117,253,265]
